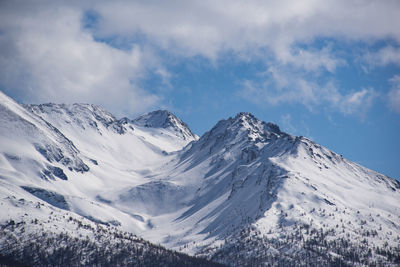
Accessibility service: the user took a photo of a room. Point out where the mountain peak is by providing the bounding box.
[133,110,175,128]
[234,111,255,119]
[183,112,289,161]
[231,112,283,136]
[209,112,285,144]
[133,110,198,141]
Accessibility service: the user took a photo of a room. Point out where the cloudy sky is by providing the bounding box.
[1,0,399,179]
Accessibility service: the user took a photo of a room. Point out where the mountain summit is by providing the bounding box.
[132,110,198,141]
[192,111,286,150]
[0,91,399,266]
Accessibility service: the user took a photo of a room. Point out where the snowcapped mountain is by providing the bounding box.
[140,112,400,265]
[0,91,399,266]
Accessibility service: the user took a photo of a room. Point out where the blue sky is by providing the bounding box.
[0,1,399,179]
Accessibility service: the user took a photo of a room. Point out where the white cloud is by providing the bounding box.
[338,88,376,116]
[280,114,296,134]
[363,46,400,68]
[239,68,377,117]
[0,0,399,115]
[239,77,319,108]
[89,0,400,68]
[288,46,345,73]
[0,1,160,116]
[388,75,400,113]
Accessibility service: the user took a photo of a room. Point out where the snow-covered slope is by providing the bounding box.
[0,92,89,183]
[0,180,224,267]
[1,91,399,266]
